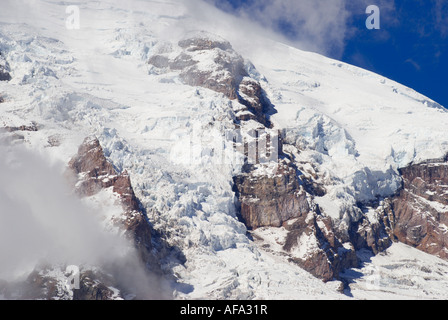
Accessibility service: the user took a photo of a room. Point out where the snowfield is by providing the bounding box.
[1,0,448,300]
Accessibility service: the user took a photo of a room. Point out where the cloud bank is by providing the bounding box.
[0,145,128,278]
[0,144,169,299]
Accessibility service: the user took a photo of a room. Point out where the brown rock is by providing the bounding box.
[178,36,233,52]
[283,212,358,282]
[148,34,272,126]
[352,202,395,255]
[233,160,310,229]
[67,137,160,270]
[237,77,271,126]
[390,159,448,259]
[73,270,117,301]
[3,121,39,133]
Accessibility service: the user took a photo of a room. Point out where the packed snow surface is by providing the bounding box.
[1,0,448,299]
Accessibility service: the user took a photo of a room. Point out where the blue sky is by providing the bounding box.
[207,0,448,108]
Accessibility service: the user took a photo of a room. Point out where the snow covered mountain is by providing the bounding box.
[1,0,448,300]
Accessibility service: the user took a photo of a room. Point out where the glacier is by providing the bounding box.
[1,0,448,300]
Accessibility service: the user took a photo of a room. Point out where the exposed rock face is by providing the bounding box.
[3,122,39,133]
[73,270,118,300]
[0,122,39,145]
[148,33,272,126]
[351,202,395,255]
[169,32,363,282]
[68,136,160,270]
[68,137,118,197]
[233,158,360,282]
[178,36,233,52]
[233,160,310,229]
[60,136,181,299]
[150,33,448,283]
[0,52,11,81]
[283,211,358,282]
[237,77,272,126]
[390,157,448,259]
[21,269,61,300]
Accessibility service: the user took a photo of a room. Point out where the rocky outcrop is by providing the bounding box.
[150,32,448,283]
[0,122,39,145]
[389,157,448,259]
[351,201,395,255]
[3,122,39,133]
[6,266,119,300]
[68,136,160,270]
[0,52,11,81]
[233,158,360,281]
[148,33,272,127]
[283,211,358,282]
[72,270,118,300]
[170,32,362,281]
[233,160,310,229]
[68,137,118,197]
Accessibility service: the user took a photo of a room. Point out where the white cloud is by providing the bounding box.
[0,145,128,280]
[433,0,448,38]
[0,144,172,298]
[198,0,397,58]
[196,0,348,56]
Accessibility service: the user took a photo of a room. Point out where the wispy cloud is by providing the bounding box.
[405,58,422,71]
[0,144,168,298]
[200,0,398,58]
[433,0,448,38]
[0,145,127,279]
[203,0,349,57]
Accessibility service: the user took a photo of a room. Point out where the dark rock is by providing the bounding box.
[0,71,11,81]
[169,53,198,70]
[3,121,39,133]
[237,77,272,126]
[148,33,272,126]
[233,159,310,229]
[390,159,448,259]
[23,269,59,300]
[178,35,233,52]
[0,52,11,81]
[148,55,170,69]
[351,202,395,255]
[73,270,117,300]
[67,137,161,271]
[283,212,358,282]
[234,156,359,282]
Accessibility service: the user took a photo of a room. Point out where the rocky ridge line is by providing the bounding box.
[148,33,365,282]
[148,32,448,284]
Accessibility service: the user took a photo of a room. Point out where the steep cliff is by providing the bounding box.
[68,136,161,271]
[390,156,448,259]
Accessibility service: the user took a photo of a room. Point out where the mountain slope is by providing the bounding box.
[1,0,448,300]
